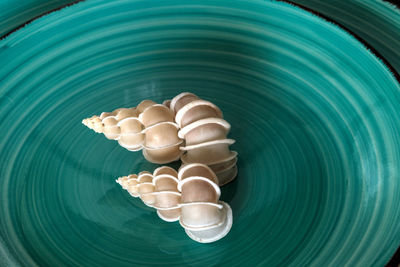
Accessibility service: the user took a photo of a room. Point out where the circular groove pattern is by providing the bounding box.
[289,0,400,76]
[0,0,400,266]
[0,0,80,38]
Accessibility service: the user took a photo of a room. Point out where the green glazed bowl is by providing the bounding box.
[1,0,399,266]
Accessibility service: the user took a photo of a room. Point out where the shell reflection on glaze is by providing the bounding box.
[116,164,232,243]
[171,92,238,186]
[82,100,183,163]
[116,167,182,222]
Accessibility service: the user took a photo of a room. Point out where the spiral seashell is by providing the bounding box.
[83,100,183,163]
[171,92,238,186]
[83,93,236,168]
[177,163,232,243]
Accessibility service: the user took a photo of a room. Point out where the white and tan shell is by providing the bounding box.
[83,100,183,163]
[116,164,232,243]
[171,92,238,186]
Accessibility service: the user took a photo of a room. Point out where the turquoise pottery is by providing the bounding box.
[291,0,400,74]
[1,0,400,266]
[0,0,78,37]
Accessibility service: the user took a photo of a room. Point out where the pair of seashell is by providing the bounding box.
[116,163,232,243]
[168,93,238,186]
[82,100,183,164]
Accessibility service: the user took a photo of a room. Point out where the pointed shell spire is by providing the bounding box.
[82,105,144,150]
[83,100,183,163]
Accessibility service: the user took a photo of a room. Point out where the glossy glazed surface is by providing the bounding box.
[0,0,400,266]
[291,0,400,74]
[0,0,78,37]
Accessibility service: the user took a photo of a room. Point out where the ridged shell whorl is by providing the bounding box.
[140,104,183,164]
[171,92,238,186]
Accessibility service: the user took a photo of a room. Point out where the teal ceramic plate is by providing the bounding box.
[290,0,400,75]
[0,0,78,37]
[1,0,400,266]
